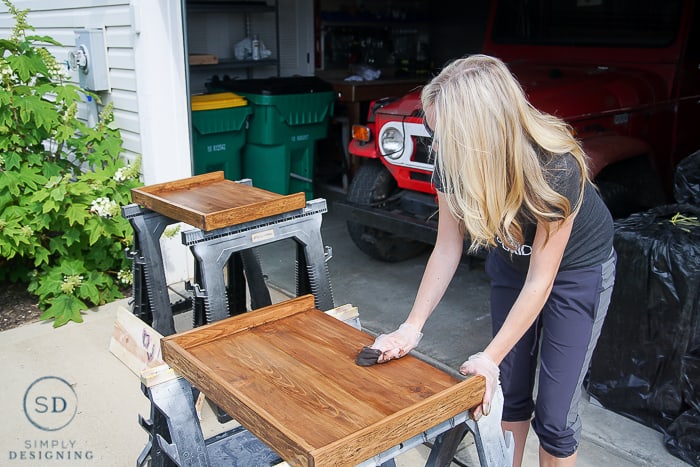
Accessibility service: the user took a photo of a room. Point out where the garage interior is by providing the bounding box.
[183,0,491,193]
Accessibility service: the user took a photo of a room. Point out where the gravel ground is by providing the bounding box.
[0,282,42,331]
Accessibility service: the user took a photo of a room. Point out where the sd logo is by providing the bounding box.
[23,376,78,431]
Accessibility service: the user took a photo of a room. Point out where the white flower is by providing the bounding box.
[117,269,133,285]
[114,167,128,182]
[90,197,120,218]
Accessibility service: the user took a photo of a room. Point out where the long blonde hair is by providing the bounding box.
[421,54,589,253]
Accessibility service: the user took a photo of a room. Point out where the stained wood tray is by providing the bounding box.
[161,295,485,467]
[131,172,306,231]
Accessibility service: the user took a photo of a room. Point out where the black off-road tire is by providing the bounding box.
[346,160,429,262]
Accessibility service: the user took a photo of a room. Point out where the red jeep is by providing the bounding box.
[339,0,700,262]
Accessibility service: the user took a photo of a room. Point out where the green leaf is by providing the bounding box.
[42,198,60,213]
[79,281,100,304]
[87,222,105,245]
[18,165,47,190]
[0,171,21,196]
[14,95,54,129]
[59,259,85,276]
[41,294,86,327]
[3,152,21,170]
[65,203,89,226]
[33,246,50,266]
[48,235,68,256]
[62,227,82,247]
[25,35,63,47]
[50,185,66,202]
[6,52,50,82]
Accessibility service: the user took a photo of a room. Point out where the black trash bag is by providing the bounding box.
[587,204,700,464]
[674,149,700,205]
[664,409,700,467]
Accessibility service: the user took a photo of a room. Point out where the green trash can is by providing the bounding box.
[191,92,251,181]
[218,77,335,199]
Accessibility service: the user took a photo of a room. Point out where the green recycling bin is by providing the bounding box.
[191,92,251,181]
[219,77,335,199]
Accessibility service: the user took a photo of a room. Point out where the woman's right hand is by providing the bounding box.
[370,323,423,362]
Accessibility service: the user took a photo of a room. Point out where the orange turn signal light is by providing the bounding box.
[352,124,371,143]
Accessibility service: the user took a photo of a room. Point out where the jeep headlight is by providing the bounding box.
[380,127,404,159]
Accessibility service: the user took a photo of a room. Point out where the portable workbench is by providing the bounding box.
[123,172,513,466]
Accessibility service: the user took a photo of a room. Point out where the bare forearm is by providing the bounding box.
[405,245,462,330]
[405,193,464,331]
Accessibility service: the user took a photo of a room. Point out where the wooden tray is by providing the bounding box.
[131,172,306,231]
[161,295,485,467]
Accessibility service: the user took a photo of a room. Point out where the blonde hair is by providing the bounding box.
[421,54,589,253]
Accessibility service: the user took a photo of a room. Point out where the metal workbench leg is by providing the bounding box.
[289,216,334,311]
[123,205,177,336]
[190,245,272,323]
[426,423,471,467]
[429,386,514,467]
[226,252,247,316]
[469,388,515,466]
[239,249,272,310]
[143,378,210,466]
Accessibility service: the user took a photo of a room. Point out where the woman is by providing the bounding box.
[368,55,616,467]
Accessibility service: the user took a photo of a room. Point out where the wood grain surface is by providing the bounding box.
[131,172,306,230]
[161,295,485,466]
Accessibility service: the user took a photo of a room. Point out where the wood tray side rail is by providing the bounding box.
[131,171,307,231]
[312,377,485,465]
[163,295,315,350]
[161,295,486,466]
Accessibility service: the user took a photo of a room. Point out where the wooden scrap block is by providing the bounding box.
[189,54,218,65]
[109,306,165,376]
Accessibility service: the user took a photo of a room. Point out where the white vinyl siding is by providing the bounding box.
[0,0,142,160]
[0,0,192,187]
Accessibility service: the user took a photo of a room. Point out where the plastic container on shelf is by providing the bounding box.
[190,92,251,181]
[209,77,335,199]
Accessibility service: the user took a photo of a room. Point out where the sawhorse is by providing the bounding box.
[122,186,334,335]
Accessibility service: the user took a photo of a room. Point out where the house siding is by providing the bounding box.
[1,0,194,284]
[0,0,192,184]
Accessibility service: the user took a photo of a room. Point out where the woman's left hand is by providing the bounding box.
[459,352,500,420]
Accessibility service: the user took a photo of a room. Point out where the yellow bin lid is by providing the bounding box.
[191,92,247,111]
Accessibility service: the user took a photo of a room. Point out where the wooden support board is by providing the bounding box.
[131,172,307,231]
[161,295,485,467]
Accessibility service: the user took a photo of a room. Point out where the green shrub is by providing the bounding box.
[0,0,141,327]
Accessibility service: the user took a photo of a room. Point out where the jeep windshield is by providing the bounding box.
[491,0,682,47]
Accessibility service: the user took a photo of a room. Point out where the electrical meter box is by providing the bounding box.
[72,28,109,91]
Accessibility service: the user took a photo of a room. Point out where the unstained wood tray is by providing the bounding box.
[161,295,485,466]
[131,171,306,231]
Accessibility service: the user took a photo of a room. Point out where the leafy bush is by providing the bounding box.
[0,0,141,326]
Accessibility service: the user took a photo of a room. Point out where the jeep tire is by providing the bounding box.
[346,160,429,262]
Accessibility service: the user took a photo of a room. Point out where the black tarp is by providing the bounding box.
[587,152,700,466]
[675,150,700,205]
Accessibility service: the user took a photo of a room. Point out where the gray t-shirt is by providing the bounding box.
[433,152,614,271]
